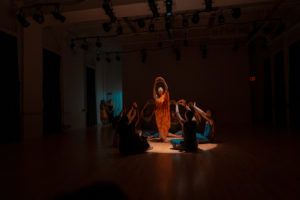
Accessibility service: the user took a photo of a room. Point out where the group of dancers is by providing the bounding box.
[114,77,215,154]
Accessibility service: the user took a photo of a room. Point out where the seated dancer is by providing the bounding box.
[117,102,152,154]
[106,99,114,124]
[138,99,158,137]
[153,77,170,142]
[170,103,198,152]
[192,102,215,142]
[100,100,109,125]
[177,100,214,142]
[169,100,183,135]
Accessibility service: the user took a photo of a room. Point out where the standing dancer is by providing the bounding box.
[153,77,170,142]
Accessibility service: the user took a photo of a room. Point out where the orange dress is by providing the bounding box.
[155,92,170,139]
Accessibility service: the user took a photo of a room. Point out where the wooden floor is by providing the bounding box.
[0,125,299,200]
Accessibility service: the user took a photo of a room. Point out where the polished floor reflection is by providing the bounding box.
[0,126,299,200]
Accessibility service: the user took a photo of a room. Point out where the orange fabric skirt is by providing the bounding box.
[155,92,170,139]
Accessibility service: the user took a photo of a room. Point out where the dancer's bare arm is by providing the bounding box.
[193,103,213,125]
[176,103,185,122]
[155,77,168,92]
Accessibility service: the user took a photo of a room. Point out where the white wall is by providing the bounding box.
[122,45,251,126]
[61,42,87,130]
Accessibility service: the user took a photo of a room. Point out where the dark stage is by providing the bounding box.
[0,126,299,200]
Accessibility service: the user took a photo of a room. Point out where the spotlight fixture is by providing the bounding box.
[141,49,147,63]
[166,0,173,16]
[148,0,159,18]
[116,54,120,61]
[158,41,163,48]
[205,0,213,11]
[137,19,145,28]
[218,14,225,24]
[149,23,155,32]
[17,9,30,28]
[102,0,117,23]
[106,56,111,63]
[117,24,123,35]
[103,22,111,32]
[96,37,102,48]
[80,40,88,51]
[232,8,241,19]
[52,6,66,23]
[182,16,189,28]
[70,40,77,51]
[192,11,200,24]
[32,8,44,24]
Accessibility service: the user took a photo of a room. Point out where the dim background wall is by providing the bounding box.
[122,44,251,127]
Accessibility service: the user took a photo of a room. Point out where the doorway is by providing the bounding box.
[274,51,287,127]
[0,31,21,143]
[86,67,97,127]
[43,49,62,134]
[289,40,300,131]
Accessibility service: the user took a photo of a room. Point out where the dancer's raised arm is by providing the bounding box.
[155,76,168,92]
[141,99,155,120]
[160,77,168,92]
[176,103,185,122]
[193,103,213,125]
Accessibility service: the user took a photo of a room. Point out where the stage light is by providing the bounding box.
[80,39,88,51]
[166,0,173,16]
[148,0,159,18]
[232,8,241,19]
[70,40,77,50]
[52,6,66,23]
[32,8,44,24]
[149,23,155,32]
[137,19,145,28]
[17,9,30,28]
[96,37,102,48]
[102,0,117,22]
[205,0,213,11]
[158,41,163,48]
[103,22,111,32]
[218,14,225,24]
[182,17,189,28]
[117,24,123,35]
[116,54,120,61]
[192,11,200,24]
[141,49,147,63]
[106,56,111,63]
